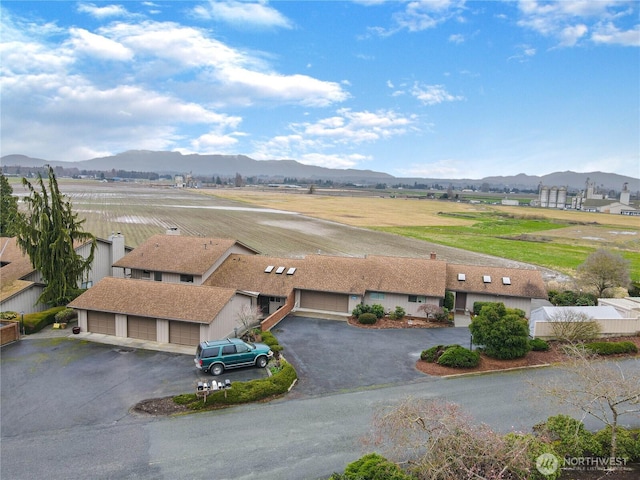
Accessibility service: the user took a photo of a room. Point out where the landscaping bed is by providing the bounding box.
[347,315,450,329]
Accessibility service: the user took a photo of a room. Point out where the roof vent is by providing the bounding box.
[502,277,511,285]
[264,265,274,273]
[458,273,466,281]
[286,267,296,275]
[275,266,285,274]
[483,275,492,283]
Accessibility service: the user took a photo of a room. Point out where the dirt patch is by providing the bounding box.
[347,315,451,329]
[132,397,190,416]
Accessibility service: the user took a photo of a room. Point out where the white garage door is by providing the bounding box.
[300,291,349,313]
[169,321,200,346]
[128,316,157,341]
[87,311,116,335]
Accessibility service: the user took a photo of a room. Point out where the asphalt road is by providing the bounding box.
[2,324,639,480]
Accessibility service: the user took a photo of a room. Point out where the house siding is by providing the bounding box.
[533,318,640,338]
[204,294,252,340]
[363,292,440,318]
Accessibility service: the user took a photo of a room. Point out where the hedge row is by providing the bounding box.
[585,341,638,356]
[173,360,297,411]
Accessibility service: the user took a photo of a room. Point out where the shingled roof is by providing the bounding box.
[113,234,254,276]
[0,237,36,283]
[204,253,447,297]
[68,277,237,323]
[445,264,547,299]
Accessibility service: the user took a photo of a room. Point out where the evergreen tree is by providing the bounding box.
[0,173,19,236]
[15,166,96,306]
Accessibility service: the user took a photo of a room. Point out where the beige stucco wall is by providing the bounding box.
[533,318,640,339]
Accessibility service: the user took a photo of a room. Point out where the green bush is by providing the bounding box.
[0,311,18,320]
[358,313,378,325]
[54,307,77,323]
[594,427,640,462]
[370,304,385,319]
[529,338,549,351]
[533,415,600,458]
[330,453,412,480]
[437,345,480,368]
[443,291,454,311]
[388,306,406,320]
[473,301,497,316]
[469,303,531,360]
[585,341,638,355]
[23,307,67,334]
[174,360,297,411]
[421,345,445,362]
[352,303,372,317]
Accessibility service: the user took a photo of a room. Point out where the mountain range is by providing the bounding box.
[2,151,638,192]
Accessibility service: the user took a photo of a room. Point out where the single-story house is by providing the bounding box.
[68,277,251,345]
[446,264,547,318]
[529,305,640,339]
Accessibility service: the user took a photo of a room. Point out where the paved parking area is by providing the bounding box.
[272,315,471,397]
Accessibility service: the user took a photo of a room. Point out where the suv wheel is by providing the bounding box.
[209,363,224,376]
[256,356,268,368]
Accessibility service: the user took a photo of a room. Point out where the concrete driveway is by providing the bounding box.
[272,315,471,397]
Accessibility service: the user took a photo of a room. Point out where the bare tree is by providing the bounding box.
[363,397,555,480]
[537,344,640,459]
[236,304,263,336]
[577,249,631,298]
[547,310,601,342]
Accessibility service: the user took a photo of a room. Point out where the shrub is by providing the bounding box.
[469,303,530,360]
[533,415,600,458]
[388,306,405,320]
[352,303,371,317]
[54,307,77,323]
[584,341,638,355]
[594,427,640,462]
[330,453,412,480]
[0,311,18,320]
[437,345,480,368]
[358,313,377,325]
[443,291,454,311]
[473,301,496,316]
[370,304,385,319]
[421,345,445,363]
[529,338,549,351]
[22,307,67,334]
[175,360,297,411]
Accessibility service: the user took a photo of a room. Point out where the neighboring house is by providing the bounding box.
[112,234,259,285]
[0,234,128,315]
[68,232,551,347]
[204,253,448,317]
[530,305,640,339]
[445,264,547,317]
[68,277,251,345]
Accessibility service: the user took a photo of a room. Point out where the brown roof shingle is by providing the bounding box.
[445,264,547,299]
[113,234,243,275]
[204,254,447,297]
[68,277,237,323]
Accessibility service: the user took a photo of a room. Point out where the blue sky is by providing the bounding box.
[1,1,638,179]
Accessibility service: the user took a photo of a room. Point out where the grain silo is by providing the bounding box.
[549,186,558,209]
[557,187,567,209]
[540,186,549,208]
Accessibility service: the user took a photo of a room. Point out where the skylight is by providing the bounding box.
[286,267,296,275]
[264,265,274,273]
[483,275,491,283]
[275,266,285,274]
[502,277,511,285]
[458,273,466,281]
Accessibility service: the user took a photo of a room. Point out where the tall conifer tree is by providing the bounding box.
[16,166,96,306]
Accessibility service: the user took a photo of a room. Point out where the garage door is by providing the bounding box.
[169,321,200,346]
[87,311,116,335]
[300,291,349,313]
[128,316,157,341]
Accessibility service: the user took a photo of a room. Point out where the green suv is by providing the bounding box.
[194,338,273,376]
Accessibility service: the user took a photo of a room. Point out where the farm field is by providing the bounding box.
[205,188,640,283]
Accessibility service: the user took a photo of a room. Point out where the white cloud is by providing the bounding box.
[298,153,370,169]
[67,28,133,61]
[77,3,129,19]
[396,159,466,178]
[367,0,466,36]
[193,1,293,29]
[449,33,465,44]
[410,83,464,105]
[592,23,640,47]
[516,0,639,48]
